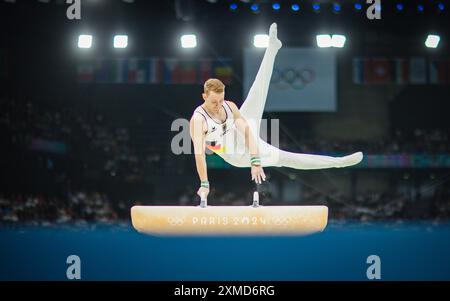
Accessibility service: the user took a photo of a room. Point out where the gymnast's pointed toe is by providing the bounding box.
[337,152,364,168]
[269,22,277,35]
[269,23,282,50]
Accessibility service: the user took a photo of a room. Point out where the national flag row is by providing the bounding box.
[77,58,234,85]
[353,57,450,85]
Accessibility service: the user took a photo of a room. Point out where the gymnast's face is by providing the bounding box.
[202,91,225,114]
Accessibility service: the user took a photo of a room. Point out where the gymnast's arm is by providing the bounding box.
[226,101,266,184]
[189,113,209,195]
[226,101,259,157]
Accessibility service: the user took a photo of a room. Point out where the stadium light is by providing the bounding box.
[114,35,128,49]
[254,34,269,48]
[316,34,332,48]
[332,34,346,48]
[316,34,346,48]
[425,34,440,48]
[78,35,93,49]
[181,34,197,48]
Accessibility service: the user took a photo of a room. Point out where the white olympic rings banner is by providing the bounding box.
[244,47,337,112]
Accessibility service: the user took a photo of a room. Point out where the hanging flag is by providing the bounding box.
[394,58,408,84]
[179,60,197,84]
[77,63,94,83]
[430,59,450,84]
[364,58,392,84]
[93,59,107,82]
[171,59,182,84]
[149,58,162,84]
[163,58,178,84]
[127,58,138,83]
[100,59,116,83]
[120,59,130,83]
[409,57,426,84]
[199,59,212,83]
[136,59,149,83]
[111,59,124,83]
[213,59,233,85]
[352,57,364,84]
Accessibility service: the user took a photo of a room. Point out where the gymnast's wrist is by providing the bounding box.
[200,180,210,189]
[250,156,261,166]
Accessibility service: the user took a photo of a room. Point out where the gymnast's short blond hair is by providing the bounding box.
[204,78,225,95]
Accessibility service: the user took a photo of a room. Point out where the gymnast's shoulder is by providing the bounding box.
[225,100,239,112]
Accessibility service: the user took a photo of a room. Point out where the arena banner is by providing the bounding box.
[243,47,337,112]
[207,153,450,169]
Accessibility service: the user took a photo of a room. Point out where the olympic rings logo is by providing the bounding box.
[271,67,315,90]
[167,216,185,226]
[270,216,290,226]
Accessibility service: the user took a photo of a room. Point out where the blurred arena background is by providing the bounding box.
[0,0,450,280]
